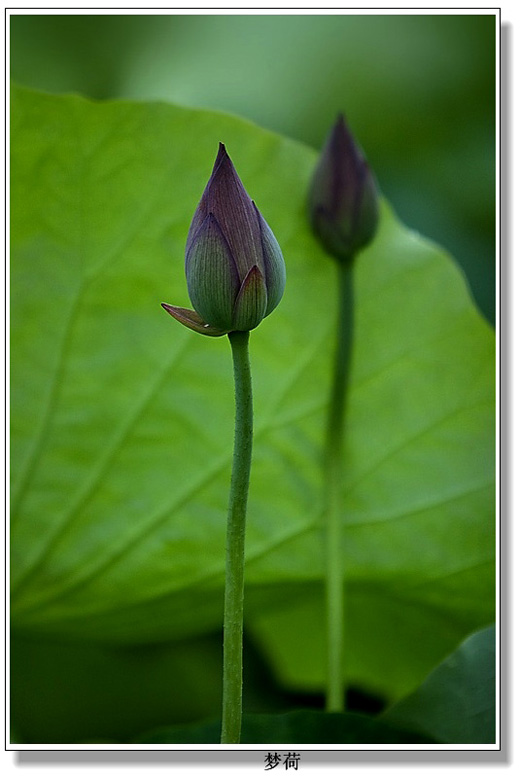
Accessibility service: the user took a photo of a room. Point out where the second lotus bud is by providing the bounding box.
[308,114,379,263]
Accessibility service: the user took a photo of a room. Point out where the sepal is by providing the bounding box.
[161,303,229,337]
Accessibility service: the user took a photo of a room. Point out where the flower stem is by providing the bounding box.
[324,260,354,712]
[221,329,253,744]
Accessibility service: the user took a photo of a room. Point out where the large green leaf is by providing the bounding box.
[10,84,494,701]
[381,625,496,744]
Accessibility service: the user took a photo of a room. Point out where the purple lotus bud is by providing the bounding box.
[308,114,379,263]
[162,144,286,336]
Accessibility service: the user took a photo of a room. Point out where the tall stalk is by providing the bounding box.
[220,330,253,743]
[324,261,354,712]
[307,113,379,713]
[162,142,285,742]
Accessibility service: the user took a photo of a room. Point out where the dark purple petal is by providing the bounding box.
[310,205,350,263]
[205,146,263,278]
[351,161,379,249]
[185,213,240,330]
[186,144,262,280]
[184,145,223,255]
[253,202,286,317]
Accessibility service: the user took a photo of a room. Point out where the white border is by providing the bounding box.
[4,3,503,760]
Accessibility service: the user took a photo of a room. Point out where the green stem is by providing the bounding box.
[324,260,354,712]
[221,329,253,744]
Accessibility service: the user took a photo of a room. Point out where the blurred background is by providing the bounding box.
[10,12,496,743]
[11,13,495,322]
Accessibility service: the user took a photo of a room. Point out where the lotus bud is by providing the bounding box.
[308,114,379,263]
[162,143,286,336]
